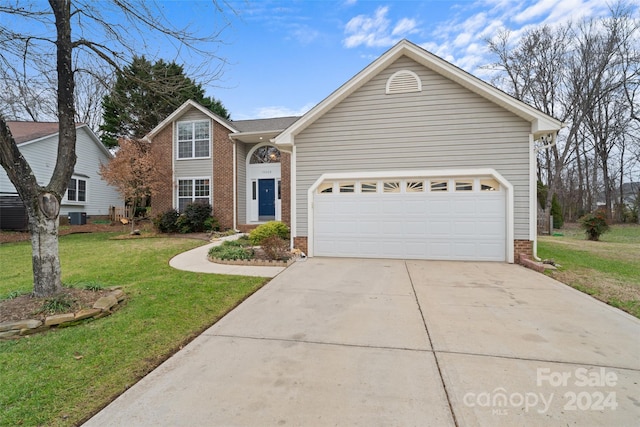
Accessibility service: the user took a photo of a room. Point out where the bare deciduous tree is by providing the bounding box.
[486,1,640,223]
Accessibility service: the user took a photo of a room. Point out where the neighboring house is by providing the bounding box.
[0,122,122,228]
[148,40,562,263]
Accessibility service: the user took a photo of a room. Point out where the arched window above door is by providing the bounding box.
[250,145,281,164]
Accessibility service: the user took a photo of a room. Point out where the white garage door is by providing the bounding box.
[313,177,506,261]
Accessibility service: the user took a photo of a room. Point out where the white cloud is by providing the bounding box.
[343,6,418,48]
[420,0,615,78]
[514,0,558,23]
[392,17,418,36]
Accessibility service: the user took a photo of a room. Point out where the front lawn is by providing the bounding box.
[0,233,267,426]
[538,224,640,318]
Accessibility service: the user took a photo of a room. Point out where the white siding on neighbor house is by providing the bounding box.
[295,56,532,239]
[0,127,121,216]
[1,134,58,193]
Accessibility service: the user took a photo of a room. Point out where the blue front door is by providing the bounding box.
[258,179,275,217]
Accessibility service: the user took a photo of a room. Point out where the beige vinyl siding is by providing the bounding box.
[236,142,247,224]
[295,56,532,239]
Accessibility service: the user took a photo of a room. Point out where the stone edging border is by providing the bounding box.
[207,256,295,267]
[0,287,126,340]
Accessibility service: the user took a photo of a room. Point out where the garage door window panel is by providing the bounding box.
[406,181,425,192]
[360,182,378,193]
[383,181,401,193]
[430,180,448,192]
[455,180,474,191]
[339,182,355,193]
[480,179,500,191]
[318,182,334,194]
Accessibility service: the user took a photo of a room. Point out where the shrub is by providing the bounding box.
[249,221,290,245]
[154,209,180,233]
[579,210,610,241]
[204,216,220,232]
[179,202,214,233]
[209,241,254,260]
[261,236,291,261]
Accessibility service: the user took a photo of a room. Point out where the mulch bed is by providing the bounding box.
[0,287,114,324]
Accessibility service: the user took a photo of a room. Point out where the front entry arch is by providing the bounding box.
[247,144,281,223]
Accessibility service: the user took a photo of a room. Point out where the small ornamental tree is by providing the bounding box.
[579,210,610,241]
[99,138,163,230]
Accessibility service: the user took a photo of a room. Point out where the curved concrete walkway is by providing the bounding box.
[169,234,287,278]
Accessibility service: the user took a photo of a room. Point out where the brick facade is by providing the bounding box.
[212,122,234,230]
[280,151,291,227]
[293,236,308,255]
[150,124,173,217]
[514,239,533,264]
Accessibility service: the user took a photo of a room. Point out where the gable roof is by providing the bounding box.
[275,39,563,147]
[145,99,238,139]
[232,116,300,133]
[8,121,67,144]
[7,121,113,158]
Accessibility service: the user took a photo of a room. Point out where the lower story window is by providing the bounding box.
[66,178,87,202]
[178,178,210,212]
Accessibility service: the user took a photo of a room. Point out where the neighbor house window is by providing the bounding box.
[178,178,210,211]
[66,178,87,202]
[177,121,210,159]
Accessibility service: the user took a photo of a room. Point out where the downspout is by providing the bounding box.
[532,132,558,260]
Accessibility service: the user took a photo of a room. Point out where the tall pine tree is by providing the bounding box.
[100,56,229,147]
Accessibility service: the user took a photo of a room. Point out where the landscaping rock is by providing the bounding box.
[75,308,101,320]
[93,295,118,311]
[109,289,125,302]
[0,319,42,332]
[45,313,75,326]
[0,330,20,339]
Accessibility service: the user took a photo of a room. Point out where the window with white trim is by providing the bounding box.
[177,120,210,159]
[66,177,87,202]
[177,178,210,211]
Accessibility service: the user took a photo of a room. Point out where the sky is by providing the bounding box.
[181,0,616,120]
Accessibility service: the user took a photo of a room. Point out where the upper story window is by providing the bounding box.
[177,120,210,159]
[66,177,87,203]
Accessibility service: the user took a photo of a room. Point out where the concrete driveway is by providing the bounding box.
[84,258,640,426]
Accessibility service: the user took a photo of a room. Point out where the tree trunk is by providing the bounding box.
[26,194,63,297]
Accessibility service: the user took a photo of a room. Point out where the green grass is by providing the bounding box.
[538,224,640,318]
[0,233,267,426]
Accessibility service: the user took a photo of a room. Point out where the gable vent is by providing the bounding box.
[385,70,422,94]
